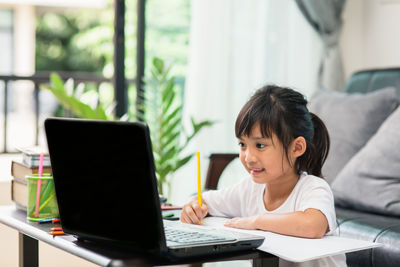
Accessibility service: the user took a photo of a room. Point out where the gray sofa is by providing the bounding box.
[205,68,400,267]
[326,69,400,267]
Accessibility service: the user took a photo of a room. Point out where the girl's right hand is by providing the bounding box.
[180,196,208,225]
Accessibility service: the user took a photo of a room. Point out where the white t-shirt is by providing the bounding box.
[202,172,347,267]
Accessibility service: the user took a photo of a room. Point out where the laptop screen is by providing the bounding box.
[44,118,166,250]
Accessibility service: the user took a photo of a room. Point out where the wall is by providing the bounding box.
[341,0,400,79]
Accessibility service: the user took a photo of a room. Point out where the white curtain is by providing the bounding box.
[170,0,323,205]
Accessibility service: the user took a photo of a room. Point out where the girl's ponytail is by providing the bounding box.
[296,113,330,177]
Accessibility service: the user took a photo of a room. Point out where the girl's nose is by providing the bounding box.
[245,148,257,163]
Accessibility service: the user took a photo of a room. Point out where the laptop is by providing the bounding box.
[44,117,264,258]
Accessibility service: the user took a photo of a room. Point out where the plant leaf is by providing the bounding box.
[161,131,180,149]
[161,78,175,102]
[158,145,177,166]
[161,106,181,129]
[41,72,108,120]
[161,117,181,141]
[174,153,194,172]
[153,57,164,75]
[192,119,214,133]
[157,164,172,181]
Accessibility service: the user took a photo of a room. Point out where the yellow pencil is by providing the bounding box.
[197,152,202,224]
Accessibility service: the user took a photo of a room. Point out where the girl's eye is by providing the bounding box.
[256,143,266,149]
[238,142,245,148]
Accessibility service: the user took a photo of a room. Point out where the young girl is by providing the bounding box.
[181,85,346,267]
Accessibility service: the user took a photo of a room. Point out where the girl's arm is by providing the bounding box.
[224,208,328,239]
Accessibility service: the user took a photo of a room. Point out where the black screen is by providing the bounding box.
[44,118,165,251]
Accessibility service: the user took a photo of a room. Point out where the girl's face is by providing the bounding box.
[238,124,297,184]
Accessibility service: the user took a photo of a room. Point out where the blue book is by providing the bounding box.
[16,146,51,167]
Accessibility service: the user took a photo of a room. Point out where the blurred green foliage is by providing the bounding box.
[35,11,107,73]
[146,0,190,78]
[36,0,190,120]
[35,0,190,80]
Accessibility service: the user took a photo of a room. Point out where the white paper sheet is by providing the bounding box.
[202,217,381,262]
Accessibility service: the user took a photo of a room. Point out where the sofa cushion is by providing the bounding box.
[336,206,400,267]
[332,107,400,216]
[374,225,400,267]
[308,87,398,184]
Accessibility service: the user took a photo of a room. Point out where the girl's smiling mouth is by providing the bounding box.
[249,168,265,175]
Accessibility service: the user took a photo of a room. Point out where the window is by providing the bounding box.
[0,9,13,74]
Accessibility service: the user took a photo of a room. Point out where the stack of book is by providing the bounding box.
[11,146,51,211]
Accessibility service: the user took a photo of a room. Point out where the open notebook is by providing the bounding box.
[44,118,264,258]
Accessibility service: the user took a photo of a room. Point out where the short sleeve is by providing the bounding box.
[297,177,337,235]
[202,178,250,218]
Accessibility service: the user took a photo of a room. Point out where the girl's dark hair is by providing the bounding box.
[235,85,330,177]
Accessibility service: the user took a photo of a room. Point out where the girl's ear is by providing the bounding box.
[291,136,306,159]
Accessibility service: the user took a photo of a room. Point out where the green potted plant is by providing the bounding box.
[41,57,213,197]
[139,57,213,195]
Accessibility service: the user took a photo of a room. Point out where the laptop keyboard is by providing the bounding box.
[164,226,236,244]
